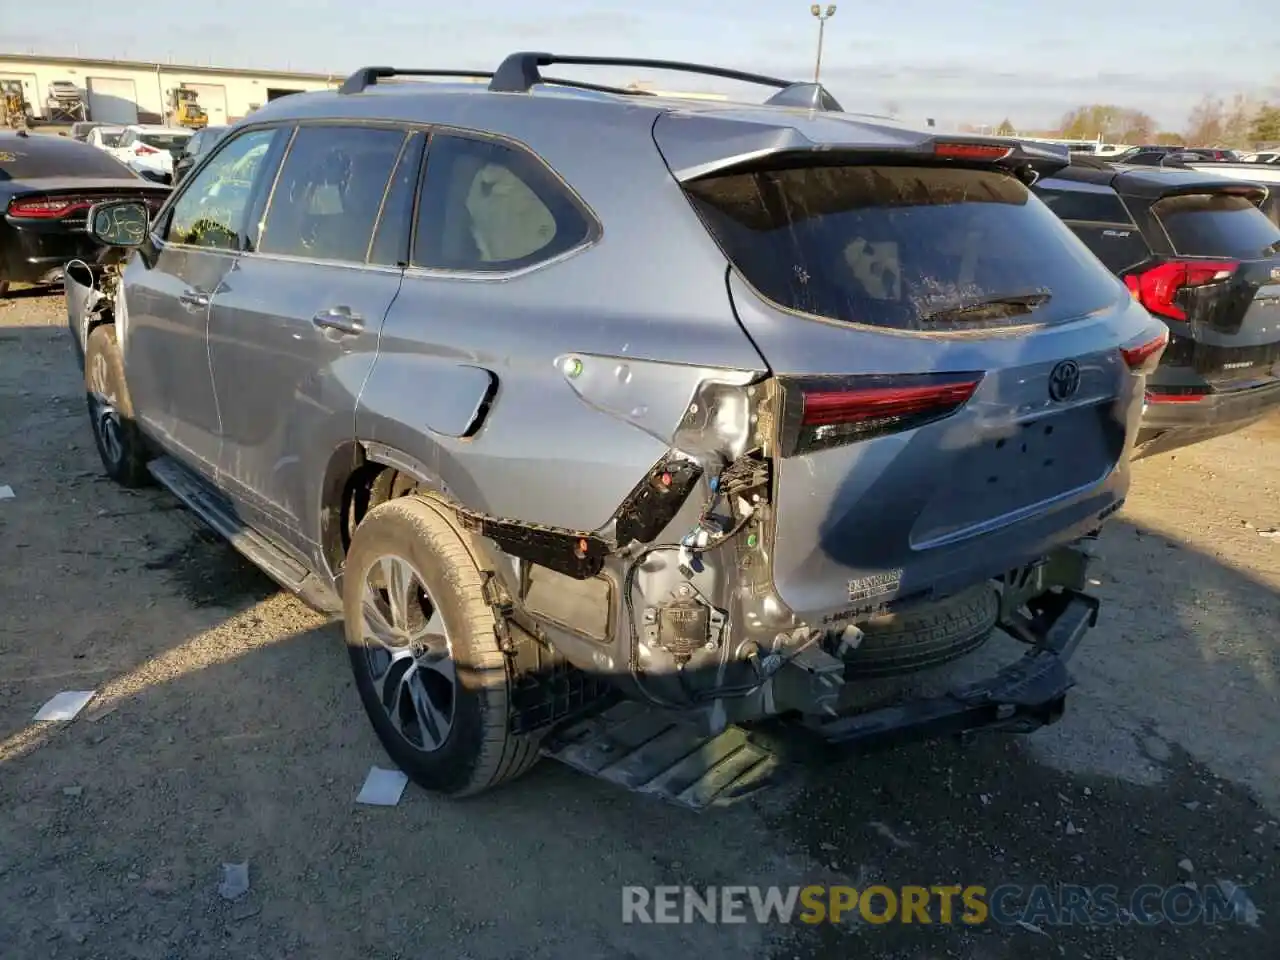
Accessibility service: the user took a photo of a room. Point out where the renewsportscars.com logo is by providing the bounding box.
[622,883,1260,928]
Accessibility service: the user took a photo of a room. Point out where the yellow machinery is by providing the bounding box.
[168,87,208,130]
[1,80,30,130]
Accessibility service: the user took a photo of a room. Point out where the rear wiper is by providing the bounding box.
[919,292,1052,324]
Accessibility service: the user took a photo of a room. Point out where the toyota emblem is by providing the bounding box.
[1048,359,1081,402]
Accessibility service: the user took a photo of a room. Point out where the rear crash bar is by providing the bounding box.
[810,589,1100,751]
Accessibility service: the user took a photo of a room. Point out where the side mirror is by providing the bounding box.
[87,200,150,248]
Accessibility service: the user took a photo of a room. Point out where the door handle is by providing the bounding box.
[179,288,210,309]
[311,306,365,336]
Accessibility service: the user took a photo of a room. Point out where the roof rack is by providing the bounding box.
[338,65,658,99]
[487,52,844,111]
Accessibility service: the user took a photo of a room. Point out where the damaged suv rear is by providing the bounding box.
[68,54,1166,807]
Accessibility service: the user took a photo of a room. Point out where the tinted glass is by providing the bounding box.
[1124,152,1164,166]
[1154,193,1280,259]
[140,133,191,150]
[0,136,133,180]
[100,132,124,147]
[259,125,405,263]
[1034,185,1132,223]
[413,133,594,270]
[166,127,280,251]
[369,131,425,267]
[1066,224,1151,274]
[685,164,1122,331]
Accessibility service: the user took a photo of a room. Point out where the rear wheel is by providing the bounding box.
[84,325,152,487]
[342,495,540,797]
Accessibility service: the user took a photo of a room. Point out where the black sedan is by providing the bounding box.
[1,131,169,297]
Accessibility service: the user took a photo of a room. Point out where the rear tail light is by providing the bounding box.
[1120,329,1170,375]
[933,141,1013,161]
[136,145,159,155]
[6,197,89,219]
[780,372,983,455]
[1123,260,1238,321]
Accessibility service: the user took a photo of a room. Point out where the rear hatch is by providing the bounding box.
[655,115,1163,621]
[1126,187,1280,392]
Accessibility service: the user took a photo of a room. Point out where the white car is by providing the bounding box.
[109,124,194,182]
[85,125,125,151]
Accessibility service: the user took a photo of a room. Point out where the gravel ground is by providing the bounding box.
[1,286,1277,959]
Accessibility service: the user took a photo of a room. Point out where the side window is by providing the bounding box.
[258,125,406,264]
[165,127,281,251]
[412,132,595,271]
[369,131,426,267]
[1033,186,1132,224]
[1067,224,1151,274]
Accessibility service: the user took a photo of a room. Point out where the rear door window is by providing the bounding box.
[1153,193,1280,259]
[259,125,407,264]
[685,164,1122,332]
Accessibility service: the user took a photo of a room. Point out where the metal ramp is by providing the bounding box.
[540,700,785,811]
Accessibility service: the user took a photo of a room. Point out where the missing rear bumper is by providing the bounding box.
[809,589,1098,751]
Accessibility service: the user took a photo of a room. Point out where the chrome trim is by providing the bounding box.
[233,249,405,275]
[401,238,596,282]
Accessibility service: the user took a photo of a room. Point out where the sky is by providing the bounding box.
[3,0,1278,130]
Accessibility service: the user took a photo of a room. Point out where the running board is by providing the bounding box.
[540,700,784,811]
[147,457,342,614]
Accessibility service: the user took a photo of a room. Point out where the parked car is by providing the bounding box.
[1034,156,1280,457]
[66,54,1166,806]
[0,131,168,298]
[108,125,193,182]
[1240,152,1280,164]
[68,121,106,142]
[172,124,227,184]
[86,125,126,151]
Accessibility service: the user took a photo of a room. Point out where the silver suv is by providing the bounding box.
[67,54,1167,807]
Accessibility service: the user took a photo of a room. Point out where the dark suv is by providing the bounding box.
[1035,158,1280,456]
[66,54,1164,806]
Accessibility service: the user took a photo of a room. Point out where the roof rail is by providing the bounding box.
[338,65,654,99]
[488,52,843,111]
[339,67,494,95]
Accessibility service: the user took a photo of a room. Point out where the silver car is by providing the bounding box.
[66,54,1167,807]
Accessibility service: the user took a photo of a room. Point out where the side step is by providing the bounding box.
[147,457,341,614]
[540,700,784,811]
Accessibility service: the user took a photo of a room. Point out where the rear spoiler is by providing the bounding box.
[653,115,1072,183]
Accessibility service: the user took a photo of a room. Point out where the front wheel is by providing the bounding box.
[84,325,152,487]
[342,495,540,797]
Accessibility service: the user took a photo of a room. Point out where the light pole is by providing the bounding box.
[810,4,837,84]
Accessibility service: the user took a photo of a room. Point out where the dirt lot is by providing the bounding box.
[2,287,1278,959]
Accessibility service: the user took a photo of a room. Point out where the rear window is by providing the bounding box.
[1154,193,1280,259]
[0,137,133,180]
[685,164,1122,332]
[140,133,191,151]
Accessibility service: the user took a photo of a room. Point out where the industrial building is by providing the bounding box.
[0,53,341,126]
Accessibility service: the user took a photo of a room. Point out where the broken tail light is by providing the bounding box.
[1123,260,1238,322]
[779,372,983,456]
[1120,329,1170,375]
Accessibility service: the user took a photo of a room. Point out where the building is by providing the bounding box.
[0,53,341,126]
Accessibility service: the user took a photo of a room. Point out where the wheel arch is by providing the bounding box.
[318,439,520,598]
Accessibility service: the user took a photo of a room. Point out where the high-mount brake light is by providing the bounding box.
[1119,329,1170,375]
[1123,260,1238,322]
[781,373,983,456]
[933,141,1013,161]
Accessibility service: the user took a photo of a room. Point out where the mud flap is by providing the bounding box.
[540,700,784,811]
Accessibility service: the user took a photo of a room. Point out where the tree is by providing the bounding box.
[996,117,1015,136]
[1185,96,1225,146]
[1251,104,1280,145]
[1154,130,1184,145]
[1220,94,1259,147]
[1057,104,1154,142]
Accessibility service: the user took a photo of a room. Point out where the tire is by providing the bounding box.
[842,584,999,678]
[84,325,152,488]
[342,495,540,797]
